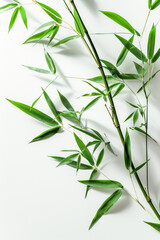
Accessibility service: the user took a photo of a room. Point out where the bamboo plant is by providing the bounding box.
[1,0,160,232]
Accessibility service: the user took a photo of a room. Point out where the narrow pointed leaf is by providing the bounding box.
[124,112,134,122]
[36,1,62,24]
[116,35,134,67]
[70,125,101,140]
[147,24,156,59]
[133,110,139,125]
[81,92,101,97]
[7,99,59,127]
[119,73,140,80]
[85,81,105,96]
[53,35,80,47]
[8,7,19,32]
[74,133,94,166]
[58,91,75,113]
[89,190,122,230]
[76,155,81,172]
[57,111,78,123]
[22,65,51,74]
[100,11,140,36]
[124,129,132,170]
[93,142,101,153]
[144,222,160,232]
[43,89,62,123]
[44,49,56,74]
[83,96,101,112]
[80,180,123,189]
[113,83,125,97]
[148,0,152,8]
[19,6,27,28]
[96,149,104,166]
[50,156,93,170]
[48,25,59,45]
[74,9,84,37]
[85,169,98,198]
[137,71,160,93]
[24,27,53,43]
[101,60,121,78]
[151,0,160,10]
[134,62,146,76]
[152,48,160,63]
[87,75,115,84]
[131,127,157,142]
[0,3,17,11]
[130,160,149,174]
[115,35,148,62]
[30,126,61,143]
[57,153,79,167]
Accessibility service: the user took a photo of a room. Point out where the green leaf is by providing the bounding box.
[101,60,121,78]
[76,155,81,173]
[70,126,101,140]
[0,3,18,12]
[57,111,78,123]
[130,160,149,174]
[119,73,140,80]
[48,25,59,45]
[19,6,27,28]
[133,110,139,125]
[24,27,54,43]
[74,9,84,37]
[134,62,146,76]
[96,149,104,166]
[50,156,93,170]
[53,35,80,47]
[8,7,19,32]
[58,91,75,113]
[36,1,62,24]
[147,24,156,59]
[83,96,101,112]
[137,71,159,93]
[152,48,160,63]
[79,180,123,189]
[85,169,98,198]
[44,49,56,74]
[148,0,152,9]
[84,81,105,96]
[22,65,51,74]
[124,112,134,122]
[100,11,140,36]
[89,189,122,230]
[130,127,157,142]
[151,0,160,10]
[144,222,160,232]
[30,126,61,143]
[124,129,132,170]
[56,153,79,167]
[74,133,94,166]
[87,75,115,84]
[43,89,62,123]
[7,99,59,127]
[116,35,134,67]
[93,142,101,153]
[115,35,148,62]
[113,83,125,97]
[81,92,101,97]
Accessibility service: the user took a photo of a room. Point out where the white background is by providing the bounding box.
[1,0,160,239]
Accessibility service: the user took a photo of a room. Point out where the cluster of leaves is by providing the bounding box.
[1,0,160,233]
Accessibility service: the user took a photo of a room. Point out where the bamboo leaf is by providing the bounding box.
[144,222,160,232]
[48,25,59,45]
[124,129,132,170]
[130,160,149,174]
[8,7,19,32]
[83,96,101,112]
[93,142,101,153]
[53,35,80,47]
[130,127,157,142]
[50,156,93,170]
[148,0,152,9]
[58,91,76,113]
[22,65,51,74]
[119,73,140,80]
[7,99,59,127]
[24,27,53,43]
[85,169,98,198]
[70,125,101,140]
[84,81,105,96]
[96,149,104,166]
[100,11,140,36]
[43,89,62,123]
[19,6,27,28]
[147,24,156,59]
[44,49,56,74]
[57,111,78,123]
[101,60,121,78]
[116,35,134,67]
[137,71,159,93]
[76,155,81,172]
[74,9,84,37]
[113,83,125,97]
[89,190,122,230]
[115,35,148,62]
[134,62,146,76]
[124,112,134,122]
[74,133,94,166]
[151,0,160,10]
[36,1,62,24]
[79,180,123,189]
[30,126,61,143]
[56,153,79,167]
[152,48,160,63]
[81,92,101,97]
[87,75,115,84]
[0,3,18,12]
[133,110,139,125]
